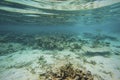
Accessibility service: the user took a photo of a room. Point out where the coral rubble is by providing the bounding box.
[39,63,94,80]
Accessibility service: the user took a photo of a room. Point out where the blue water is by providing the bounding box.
[0,1,120,80]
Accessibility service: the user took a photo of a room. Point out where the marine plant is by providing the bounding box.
[39,63,94,80]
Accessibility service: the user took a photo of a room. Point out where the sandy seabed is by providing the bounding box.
[0,32,120,80]
[0,46,120,80]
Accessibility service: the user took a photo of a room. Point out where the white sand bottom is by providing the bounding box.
[0,49,120,80]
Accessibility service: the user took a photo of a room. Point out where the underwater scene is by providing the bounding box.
[0,0,120,80]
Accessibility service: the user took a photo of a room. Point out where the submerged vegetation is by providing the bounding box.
[0,0,119,80]
[39,63,94,80]
[0,31,118,57]
[0,31,119,80]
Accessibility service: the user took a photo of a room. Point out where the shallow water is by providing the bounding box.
[0,0,120,80]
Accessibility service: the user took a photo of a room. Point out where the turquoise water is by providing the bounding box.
[0,1,120,80]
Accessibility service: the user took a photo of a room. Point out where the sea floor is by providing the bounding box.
[0,31,120,80]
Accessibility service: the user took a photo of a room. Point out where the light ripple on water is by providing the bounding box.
[0,0,120,25]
